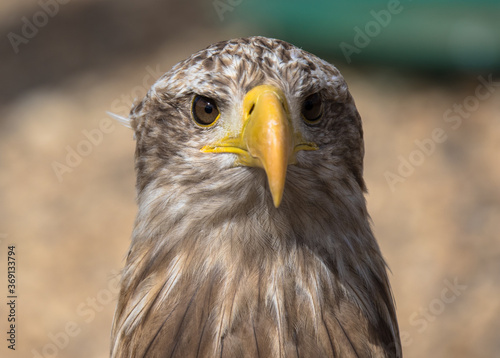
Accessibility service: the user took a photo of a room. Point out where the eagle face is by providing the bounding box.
[112,37,401,358]
[133,36,365,209]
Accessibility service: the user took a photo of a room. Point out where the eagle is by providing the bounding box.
[110,36,402,358]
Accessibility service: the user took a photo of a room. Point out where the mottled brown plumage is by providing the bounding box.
[111,36,402,357]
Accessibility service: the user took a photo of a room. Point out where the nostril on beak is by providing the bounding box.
[248,103,255,115]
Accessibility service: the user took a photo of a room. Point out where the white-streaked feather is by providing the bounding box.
[107,111,131,128]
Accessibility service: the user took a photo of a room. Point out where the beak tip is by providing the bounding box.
[269,184,284,208]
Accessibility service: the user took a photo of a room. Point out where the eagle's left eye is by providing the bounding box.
[301,93,322,124]
[192,95,220,126]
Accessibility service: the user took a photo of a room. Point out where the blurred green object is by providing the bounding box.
[226,0,500,70]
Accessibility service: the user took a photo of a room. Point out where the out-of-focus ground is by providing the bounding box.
[1,1,499,357]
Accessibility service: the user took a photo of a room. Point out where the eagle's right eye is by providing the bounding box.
[192,95,220,127]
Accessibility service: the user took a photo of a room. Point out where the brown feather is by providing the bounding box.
[111,36,402,358]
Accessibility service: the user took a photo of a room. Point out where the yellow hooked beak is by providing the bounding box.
[201,85,318,208]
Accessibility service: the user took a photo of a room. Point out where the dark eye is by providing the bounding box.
[192,95,220,126]
[301,93,322,123]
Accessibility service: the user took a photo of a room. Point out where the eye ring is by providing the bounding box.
[301,92,322,124]
[192,95,220,127]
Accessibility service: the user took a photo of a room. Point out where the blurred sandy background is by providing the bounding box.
[0,1,499,357]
